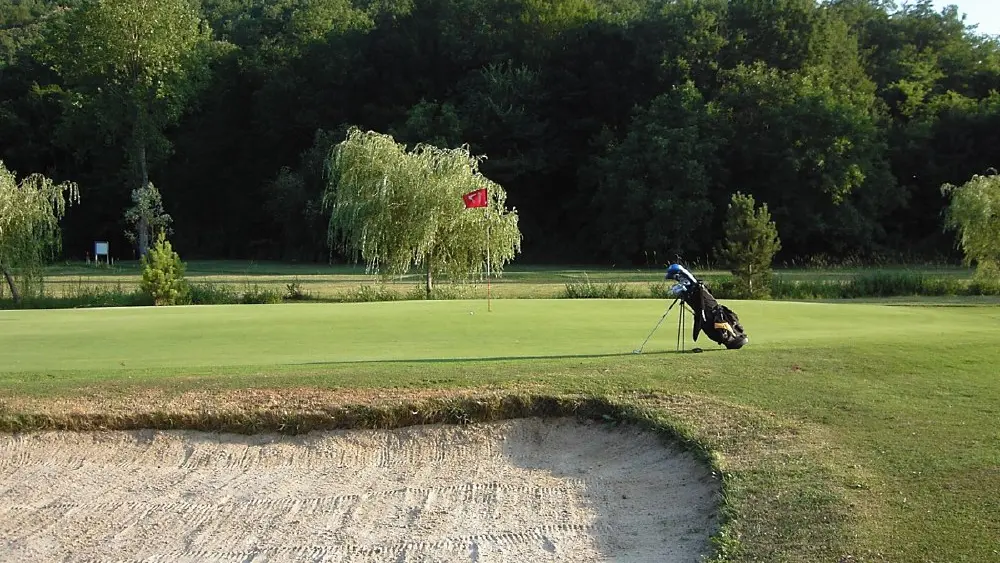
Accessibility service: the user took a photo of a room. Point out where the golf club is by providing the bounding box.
[633,298,680,354]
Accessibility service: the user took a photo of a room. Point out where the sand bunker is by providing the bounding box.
[0,418,719,562]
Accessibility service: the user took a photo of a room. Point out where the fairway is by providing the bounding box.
[1,299,994,372]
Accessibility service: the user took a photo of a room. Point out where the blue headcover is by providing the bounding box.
[665,263,697,285]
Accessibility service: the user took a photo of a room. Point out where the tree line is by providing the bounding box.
[1,0,998,266]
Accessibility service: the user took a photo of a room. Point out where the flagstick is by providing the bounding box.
[486,215,492,312]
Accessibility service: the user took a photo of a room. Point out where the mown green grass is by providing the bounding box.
[1,299,998,561]
[0,298,988,373]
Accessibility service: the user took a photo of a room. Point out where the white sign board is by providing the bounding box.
[94,241,109,257]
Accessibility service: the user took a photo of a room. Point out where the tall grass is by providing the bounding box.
[0,280,289,309]
[0,282,152,309]
[4,269,997,309]
[336,283,479,303]
[758,271,1000,300]
[563,273,639,299]
[572,271,1000,300]
[189,282,284,304]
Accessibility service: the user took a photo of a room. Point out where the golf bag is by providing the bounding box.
[666,264,749,350]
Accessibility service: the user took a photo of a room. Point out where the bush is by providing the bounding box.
[967,277,1000,296]
[920,277,964,296]
[241,283,284,304]
[406,283,478,300]
[139,233,190,306]
[188,282,284,304]
[285,280,311,300]
[341,284,403,303]
[562,281,637,299]
[189,283,241,305]
[715,192,782,299]
[710,276,752,300]
[648,282,671,299]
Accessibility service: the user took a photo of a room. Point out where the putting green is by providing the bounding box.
[1,299,995,373]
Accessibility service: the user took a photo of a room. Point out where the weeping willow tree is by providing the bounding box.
[942,172,1000,280]
[323,127,521,297]
[0,161,80,304]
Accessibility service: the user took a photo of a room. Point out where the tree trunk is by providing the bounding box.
[138,143,150,258]
[1,264,21,305]
[132,100,151,259]
[425,261,433,299]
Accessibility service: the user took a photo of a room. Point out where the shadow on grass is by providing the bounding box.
[287,347,732,366]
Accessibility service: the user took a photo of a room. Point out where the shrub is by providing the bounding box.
[189,283,241,305]
[341,284,402,303]
[967,277,1000,296]
[649,282,671,299]
[188,282,284,305]
[562,281,637,299]
[715,192,782,299]
[285,280,310,300]
[406,283,476,300]
[139,233,190,306]
[918,277,963,297]
[240,283,284,304]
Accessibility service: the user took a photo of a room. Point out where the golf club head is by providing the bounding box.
[632,349,642,355]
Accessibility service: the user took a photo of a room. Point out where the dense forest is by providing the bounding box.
[2,0,998,266]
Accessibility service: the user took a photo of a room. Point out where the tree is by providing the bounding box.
[0,160,79,304]
[139,231,190,305]
[715,192,782,298]
[264,129,343,261]
[124,182,172,256]
[322,127,521,297]
[942,172,1000,279]
[42,0,212,257]
[589,81,729,263]
[718,62,896,258]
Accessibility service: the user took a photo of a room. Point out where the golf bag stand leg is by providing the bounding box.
[676,303,686,352]
[633,298,680,354]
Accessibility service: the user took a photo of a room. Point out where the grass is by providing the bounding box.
[10,261,995,307]
[1,299,998,562]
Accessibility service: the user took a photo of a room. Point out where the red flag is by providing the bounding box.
[462,188,488,209]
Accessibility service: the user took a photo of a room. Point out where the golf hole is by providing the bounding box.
[0,418,721,562]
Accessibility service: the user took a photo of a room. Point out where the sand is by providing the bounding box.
[0,417,719,562]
